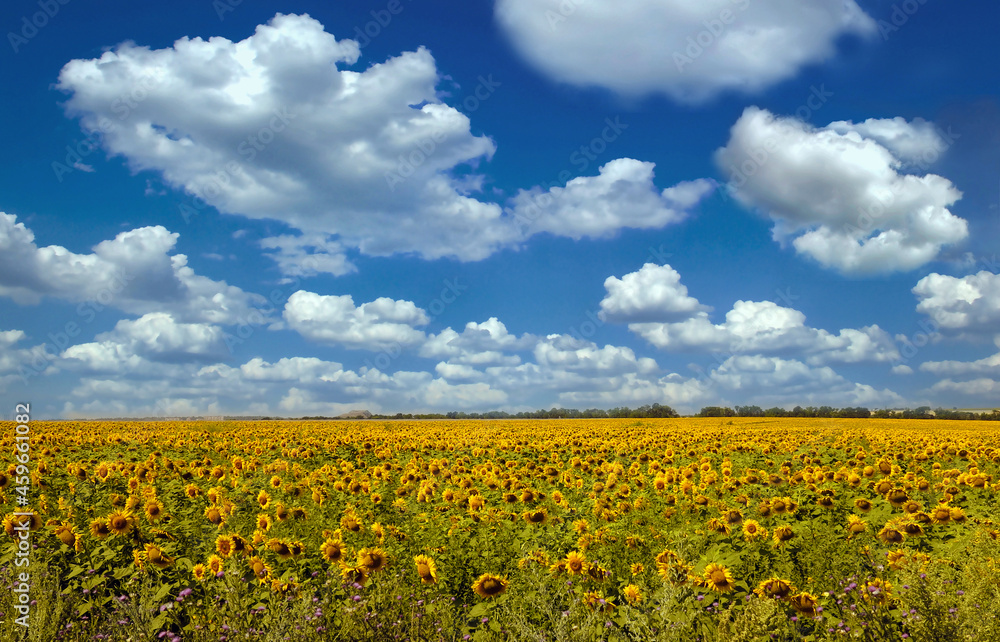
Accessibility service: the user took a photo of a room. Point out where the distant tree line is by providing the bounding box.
[299,404,999,421]
[697,405,1000,421]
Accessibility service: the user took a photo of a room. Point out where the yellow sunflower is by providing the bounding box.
[89,518,111,539]
[320,538,345,563]
[622,584,643,605]
[414,554,438,584]
[703,563,736,593]
[357,547,387,574]
[772,525,794,547]
[789,592,818,617]
[107,509,135,536]
[742,519,767,541]
[145,544,173,570]
[192,563,208,581]
[472,573,508,599]
[564,551,587,575]
[216,535,235,558]
[755,577,795,599]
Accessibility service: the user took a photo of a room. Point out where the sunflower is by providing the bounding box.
[742,519,767,542]
[184,484,201,499]
[772,525,794,547]
[274,504,290,522]
[54,523,77,547]
[204,505,224,526]
[257,490,271,509]
[949,507,966,523]
[564,551,587,575]
[357,547,387,574]
[269,475,283,489]
[707,518,731,535]
[886,550,907,571]
[89,518,111,539]
[854,498,873,513]
[901,521,924,536]
[340,564,368,586]
[107,509,135,536]
[192,563,208,581]
[703,563,736,593]
[216,535,235,558]
[622,584,643,605]
[877,525,904,544]
[756,577,795,599]
[472,573,508,599]
[96,463,112,482]
[145,544,173,570]
[207,554,224,575]
[927,504,950,524]
[846,515,867,538]
[862,578,891,604]
[256,513,272,531]
[789,592,818,617]
[902,500,921,514]
[268,538,293,560]
[291,506,307,520]
[341,514,362,532]
[414,555,438,584]
[248,556,271,582]
[523,508,548,525]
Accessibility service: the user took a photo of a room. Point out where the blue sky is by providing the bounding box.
[1,0,998,418]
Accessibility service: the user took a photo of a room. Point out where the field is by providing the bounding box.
[1,418,999,641]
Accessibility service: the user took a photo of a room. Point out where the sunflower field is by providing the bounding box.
[1,417,999,641]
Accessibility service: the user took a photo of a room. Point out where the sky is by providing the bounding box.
[1,0,999,419]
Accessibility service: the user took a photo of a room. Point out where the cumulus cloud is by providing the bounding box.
[0,213,262,323]
[913,271,1000,332]
[709,355,904,407]
[494,0,875,102]
[509,160,714,240]
[62,313,228,371]
[601,264,899,364]
[56,14,712,274]
[920,352,1000,377]
[715,108,968,274]
[283,290,428,350]
[420,318,535,366]
[599,263,710,323]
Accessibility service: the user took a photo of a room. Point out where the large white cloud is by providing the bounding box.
[283,290,429,350]
[921,352,1000,377]
[420,318,535,366]
[0,213,262,323]
[601,264,899,364]
[913,271,1000,332]
[55,14,712,274]
[715,108,968,274]
[494,0,876,103]
[599,263,710,323]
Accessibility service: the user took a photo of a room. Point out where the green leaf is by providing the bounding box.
[467,602,489,618]
[153,583,173,602]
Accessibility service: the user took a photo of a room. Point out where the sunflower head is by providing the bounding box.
[414,554,438,584]
[472,573,508,599]
[192,563,208,581]
[789,592,818,616]
[216,535,235,558]
[756,577,795,599]
[622,584,643,605]
[89,518,111,539]
[704,563,735,593]
[564,551,587,575]
[54,523,77,547]
[207,554,224,574]
[145,544,173,570]
[357,547,387,574]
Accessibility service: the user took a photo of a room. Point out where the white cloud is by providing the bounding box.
[420,318,534,366]
[510,160,714,240]
[929,378,1000,397]
[0,213,262,323]
[283,290,428,350]
[913,271,1000,331]
[533,334,659,376]
[599,263,710,323]
[920,352,1000,377]
[56,14,714,275]
[709,355,904,407]
[602,264,899,364]
[715,108,968,274]
[494,0,875,103]
[892,364,914,375]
